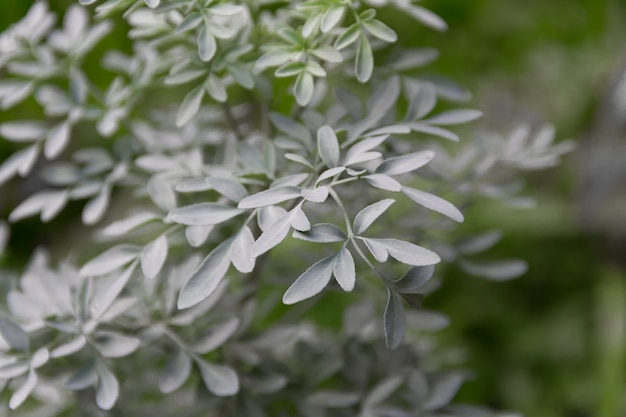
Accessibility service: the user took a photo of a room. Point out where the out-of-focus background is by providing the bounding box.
[1,1,625,417]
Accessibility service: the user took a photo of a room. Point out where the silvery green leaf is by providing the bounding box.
[197,360,239,396]
[192,317,240,353]
[386,48,439,71]
[335,23,359,50]
[70,70,88,105]
[93,331,140,358]
[175,178,213,193]
[316,166,345,183]
[9,368,37,410]
[374,238,440,266]
[290,205,310,232]
[320,4,345,33]
[9,190,67,223]
[82,185,110,225]
[366,76,401,119]
[0,121,46,142]
[333,247,355,291]
[424,373,465,410]
[456,230,503,255]
[365,124,410,136]
[311,46,343,63]
[40,190,69,222]
[302,11,322,38]
[307,391,361,408]
[383,289,405,350]
[275,61,305,78]
[404,5,448,32]
[95,362,119,410]
[317,125,340,168]
[293,223,346,243]
[65,360,97,390]
[365,174,402,192]
[364,375,404,408]
[50,335,87,359]
[407,122,459,141]
[270,113,312,144]
[209,177,248,203]
[174,12,202,34]
[227,64,254,89]
[354,199,395,235]
[256,49,298,70]
[80,245,140,277]
[102,212,160,236]
[391,265,434,293]
[0,363,28,379]
[283,254,338,305]
[346,134,388,161]
[0,145,38,185]
[345,151,382,166]
[205,73,227,102]
[402,187,464,223]
[148,176,177,211]
[0,81,35,110]
[178,239,233,309]
[302,186,329,203]
[141,234,168,279]
[176,85,204,127]
[231,226,255,273]
[424,109,482,126]
[185,225,214,248]
[362,237,389,262]
[238,186,302,209]
[209,3,245,15]
[165,69,207,85]
[167,203,243,226]
[285,153,314,170]
[355,34,373,83]
[294,71,314,106]
[459,259,528,281]
[89,261,138,318]
[257,206,287,232]
[145,0,161,8]
[272,173,310,188]
[306,60,326,77]
[0,319,29,352]
[363,19,397,43]
[159,348,192,394]
[375,150,435,176]
[263,141,276,177]
[198,24,217,62]
[405,82,437,120]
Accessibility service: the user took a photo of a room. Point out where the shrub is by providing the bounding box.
[0,1,573,415]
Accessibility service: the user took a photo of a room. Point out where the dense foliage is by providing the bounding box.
[0,1,573,415]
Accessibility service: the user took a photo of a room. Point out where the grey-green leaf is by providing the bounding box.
[167,203,243,226]
[238,186,302,209]
[176,85,204,127]
[159,348,192,394]
[9,368,37,409]
[375,238,440,266]
[293,223,346,243]
[423,109,482,126]
[317,125,340,168]
[141,234,168,279]
[81,245,140,277]
[333,247,355,291]
[197,360,239,396]
[354,199,395,235]
[391,265,435,293]
[198,24,217,62]
[376,150,435,176]
[178,239,233,309]
[90,261,137,318]
[294,71,314,106]
[95,362,119,410]
[231,226,255,273]
[402,187,464,223]
[0,319,29,352]
[459,259,528,281]
[283,254,337,305]
[191,317,240,354]
[383,289,405,349]
[365,174,402,192]
[355,34,373,83]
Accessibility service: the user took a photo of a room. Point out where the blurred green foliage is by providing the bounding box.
[1,1,625,417]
